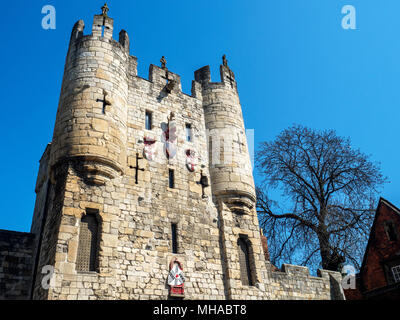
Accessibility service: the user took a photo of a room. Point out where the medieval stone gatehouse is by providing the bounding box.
[0,5,344,300]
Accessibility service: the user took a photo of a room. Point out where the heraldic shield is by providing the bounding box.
[144,137,156,161]
[168,258,185,298]
[185,149,197,172]
[162,120,178,159]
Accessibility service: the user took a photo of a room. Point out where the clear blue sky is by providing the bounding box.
[0,0,398,232]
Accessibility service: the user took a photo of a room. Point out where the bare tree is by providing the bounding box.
[256,125,387,272]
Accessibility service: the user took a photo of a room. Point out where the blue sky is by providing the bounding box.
[0,0,399,232]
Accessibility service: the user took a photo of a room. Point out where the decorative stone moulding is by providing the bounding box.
[219,191,256,215]
[73,156,124,186]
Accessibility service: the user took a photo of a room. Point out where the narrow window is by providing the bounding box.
[238,237,253,286]
[208,136,213,166]
[392,265,400,283]
[186,124,192,142]
[169,169,175,189]
[145,111,152,130]
[220,137,225,165]
[76,210,99,272]
[385,221,398,241]
[171,223,178,253]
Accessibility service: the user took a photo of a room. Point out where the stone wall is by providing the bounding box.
[0,230,35,300]
[263,263,345,300]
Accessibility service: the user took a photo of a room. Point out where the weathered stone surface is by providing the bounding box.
[0,230,35,300]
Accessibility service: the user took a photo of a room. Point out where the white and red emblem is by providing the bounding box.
[168,258,185,297]
[143,137,156,161]
[185,149,197,172]
[162,120,177,159]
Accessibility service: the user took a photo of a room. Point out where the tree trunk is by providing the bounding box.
[317,228,331,270]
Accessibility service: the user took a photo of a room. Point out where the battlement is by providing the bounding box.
[280,264,313,276]
[70,21,130,53]
[194,63,237,90]
[92,14,113,39]
[273,263,341,279]
[67,5,243,100]
[262,263,345,300]
[148,64,182,93]
[68,5,131,57]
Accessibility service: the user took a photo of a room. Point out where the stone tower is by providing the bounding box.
[26,5,344,300]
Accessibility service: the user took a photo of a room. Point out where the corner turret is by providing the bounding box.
[195,56,256,214]
[50,5,131,185]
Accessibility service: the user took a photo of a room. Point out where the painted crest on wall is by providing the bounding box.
[185,149,197,172]
[168,258,185,297]
[162,120,177,159]
[144,137,156,161]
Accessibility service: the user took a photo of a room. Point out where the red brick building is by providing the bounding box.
[345,198,400,300]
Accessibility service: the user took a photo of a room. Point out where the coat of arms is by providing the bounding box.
[168,258,185,297]
[163,114,177,159]
[144,137,156,161]
[185,149,197,172]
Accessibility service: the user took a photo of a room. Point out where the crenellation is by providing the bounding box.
[70,20,85,44]
[118,30,130,53]
[92,14,114,40]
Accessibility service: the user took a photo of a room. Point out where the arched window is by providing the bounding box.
[237,236,253,286]
[76,210,99,272]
